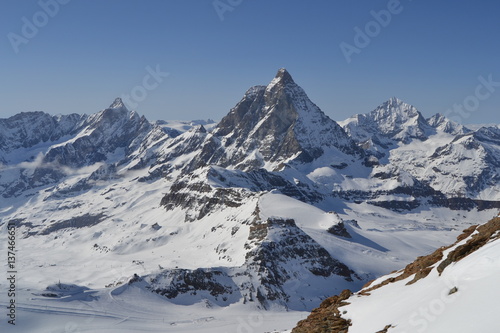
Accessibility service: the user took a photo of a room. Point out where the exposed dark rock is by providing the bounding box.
[149,268,236,299]
[292,289,352,333]
[160,179,245,221]
[242,218,357,309]
[437,217,500,274]
[368,200,420,212]
[327,222,352,238]
[38,213,107,235]
[376,324,394,333]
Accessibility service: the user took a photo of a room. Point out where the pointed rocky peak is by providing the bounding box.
[84,97,134,128]
[427,112,446,125]
[189,124,207,134]
[427,113,471,135]
[108,97,129,112]
[265,68,300,95]
[93,97,134,124]
[386,96,404,106]
[370,98,433,141]
[342,98,434,144]
[211,69,359,170]
[374,97,420,120]
[274,67,295,84]
[64,98,149,152]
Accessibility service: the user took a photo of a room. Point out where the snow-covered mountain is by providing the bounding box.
[0,69,499,332]
[210,68,361,170]
[339,97,500,201]
[292,215,500,333]
[340,97,434,146]
[427,112,471,135]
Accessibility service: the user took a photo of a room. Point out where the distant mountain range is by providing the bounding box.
[0,69,499,316]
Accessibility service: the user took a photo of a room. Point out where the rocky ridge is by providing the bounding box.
[0,69,499,313]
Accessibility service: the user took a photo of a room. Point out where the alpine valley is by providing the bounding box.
[0,69,499,332]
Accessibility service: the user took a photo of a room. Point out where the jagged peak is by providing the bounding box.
[266,68,298,92]
[189,124,207,134]
[427,113,449,127]
[275,68,294,83]
[84,97,137,129]
[386,96,404,105]
[379,97,415,110]
[427,113,471,135]
[341,97,416,125]
[108,97,128,111]
[374,97,420,119]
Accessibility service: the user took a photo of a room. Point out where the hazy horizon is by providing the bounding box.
[1,0,499,125]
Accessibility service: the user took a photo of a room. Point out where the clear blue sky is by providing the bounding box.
[1,0,499,124]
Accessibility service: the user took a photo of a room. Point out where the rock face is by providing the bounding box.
[0,98,169,197]
[43,98,157,168]
[196,68,361,171]
[140,217,359,310]
[0,111,86,165]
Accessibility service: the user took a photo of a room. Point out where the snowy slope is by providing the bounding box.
[293,215,500,333]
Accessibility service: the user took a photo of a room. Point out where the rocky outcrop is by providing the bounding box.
[437,217,500,274]
[292,289,352,333]
[292,216,500,332]
[140,217,358,310]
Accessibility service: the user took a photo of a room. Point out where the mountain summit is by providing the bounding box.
[341,97,433,144]
[274,67,294,83]
[210,68,360,170]
[109,97,127,110]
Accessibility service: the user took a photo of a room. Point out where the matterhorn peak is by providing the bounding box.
[275,67,294,84]
[212,68,359,170]
[266,68,297,92]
